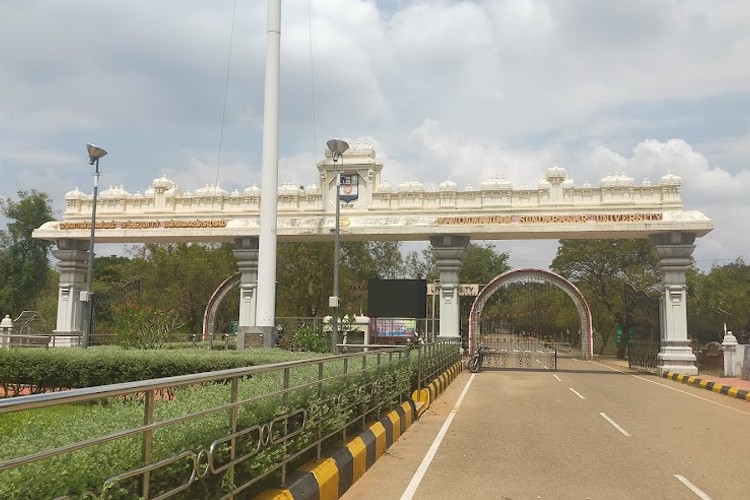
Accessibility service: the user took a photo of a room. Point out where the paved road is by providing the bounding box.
[342,356,750,500]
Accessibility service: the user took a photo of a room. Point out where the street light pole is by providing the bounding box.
[327,139,349,354]
[83,143,108,348]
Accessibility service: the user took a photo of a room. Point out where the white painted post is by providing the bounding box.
[1,315,12,348]
[722,330,738,377]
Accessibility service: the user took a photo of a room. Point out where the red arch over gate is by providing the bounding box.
[468,268,593,360]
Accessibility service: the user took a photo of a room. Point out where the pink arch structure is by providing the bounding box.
[202,272,241,340]
[468,268,594,360]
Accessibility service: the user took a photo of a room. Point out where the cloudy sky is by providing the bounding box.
[1,0,748,271]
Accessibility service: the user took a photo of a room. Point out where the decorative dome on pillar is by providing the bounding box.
[65,187,86,200]
[377,180,392,193]
[481,177,513,190]
[439,178,457,191]
[545,165,567,180]
[601,172,634,187]
[195,183,229,197]
[659,171,682,186]
[99,185,133,199]
[278,182,302,196]
[399,178,424,192]
[151,174,176,191]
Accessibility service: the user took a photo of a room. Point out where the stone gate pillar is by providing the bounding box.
[430,234,470,338]
[650,232,698,375]
[232,236,263,349]
[52,239,90,347]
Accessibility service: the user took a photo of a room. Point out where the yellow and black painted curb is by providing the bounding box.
[663,371,750,402]
[255,361,464,500]
[410,361,463,417]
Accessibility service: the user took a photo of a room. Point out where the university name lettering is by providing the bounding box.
[519,215,588,224]
[59,219,228,230]
[436,216,512,225]
[437,213,663,225]
[593,213,663,223]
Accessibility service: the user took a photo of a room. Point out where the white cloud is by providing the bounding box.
[579,138,750,269]
[0,0,748,271]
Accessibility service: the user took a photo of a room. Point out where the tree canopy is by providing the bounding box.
[688,259,750,343]
[551,239,660,356]
[0,190,54,317]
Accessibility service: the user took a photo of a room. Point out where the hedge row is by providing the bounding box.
[0,352,416,499]
[0,346,319,395]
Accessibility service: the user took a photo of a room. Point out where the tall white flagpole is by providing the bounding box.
[256,0,281,345]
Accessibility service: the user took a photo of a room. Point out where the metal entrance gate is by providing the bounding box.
[478,333,557,370]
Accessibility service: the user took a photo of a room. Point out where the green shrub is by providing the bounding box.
[292,323,330,353]
[114,304,185,349]
[0,343,459,499]
[0,355,418,499]
[0,347,319,394]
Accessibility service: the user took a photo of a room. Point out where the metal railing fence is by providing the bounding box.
[628,338,660,373]
[0,340,460,499]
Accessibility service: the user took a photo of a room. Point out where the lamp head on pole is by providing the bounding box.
[326,139,349,162]
[86,143,108,165]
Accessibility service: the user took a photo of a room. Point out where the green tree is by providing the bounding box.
[458,242,511,333]
[276,241,332,318]
[94,255,131,286]
[125,243,238,335]
[276,241,403,319]
[459,242,511,284]
[688,259,750,343]
[402,247,436,280]
[401,242,510,333]
[0,190,54,316]
[341,241,403,314]
[402,242,510,283]
[551,239,659,357]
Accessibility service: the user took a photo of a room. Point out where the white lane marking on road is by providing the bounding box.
[569,387,586,399]
[589,361,750,416]
[599,412,631,436]
[571,357,578,361]
[542,365,549,370]
[400,373,475,500]
[553,374,562,382]
[675,474,712,500]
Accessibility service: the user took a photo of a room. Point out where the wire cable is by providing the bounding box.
[215,0,239,187]
[307,0,319,165]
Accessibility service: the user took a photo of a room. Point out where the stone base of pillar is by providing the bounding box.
[51,333,83,348]
[436,333,459,339]
[237,326,274,349]
[657,339,698,376]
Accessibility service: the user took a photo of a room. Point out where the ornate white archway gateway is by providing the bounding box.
[34,144,712,374]
[468,268,594,360]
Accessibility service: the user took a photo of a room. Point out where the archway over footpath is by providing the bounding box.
[468,268,593,361]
